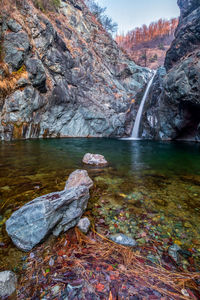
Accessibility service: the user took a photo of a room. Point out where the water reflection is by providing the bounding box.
[1,138,200,270]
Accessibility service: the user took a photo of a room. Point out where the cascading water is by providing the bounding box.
[131,71,156,139]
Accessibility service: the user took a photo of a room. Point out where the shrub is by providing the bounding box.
[85,0,118,34]
[158,43,165,50]
[33,0,61,12]
[149,54,158,63]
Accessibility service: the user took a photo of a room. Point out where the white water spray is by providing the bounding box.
[131,72,156,139]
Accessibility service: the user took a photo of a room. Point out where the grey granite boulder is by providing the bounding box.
[0,271,17,298]
[109,234,137,247]
[6,170,93,251]
[77,217,90,233]
[82,153,108,166]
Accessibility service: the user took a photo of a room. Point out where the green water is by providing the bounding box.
[0,138,200,270]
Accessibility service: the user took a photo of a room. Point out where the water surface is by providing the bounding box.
[0,138,200,270]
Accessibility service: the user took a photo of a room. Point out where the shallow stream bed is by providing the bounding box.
[0,138,200,273]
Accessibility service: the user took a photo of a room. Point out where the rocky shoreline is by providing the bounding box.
[1,153,200,299]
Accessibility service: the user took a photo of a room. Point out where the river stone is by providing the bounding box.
[77,217,90,233]
[6,170,92,251]
[0,271,17,298]
[65,169,93,190]
[168,244,181,262]
[109,234,137,247]
[82,153,108,166]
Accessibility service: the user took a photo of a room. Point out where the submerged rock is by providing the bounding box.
[6,170,93,251]
[0,271,17,298]
[77,217,90,233]
[65,169,93,190]
[82,153,108,166]
[109,234,137,247]
[168,244,181,263]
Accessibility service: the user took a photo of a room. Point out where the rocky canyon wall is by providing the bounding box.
[142,0,200,141]
[0,0,151,140]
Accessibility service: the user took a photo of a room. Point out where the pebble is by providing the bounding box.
[109,234,137,247]
[49,258,54,266]
[168,244,181,262]
[77,217,90,234]
[52,285,60,296]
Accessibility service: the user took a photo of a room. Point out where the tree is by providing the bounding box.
[141,49,147,67]
[85,0,118,34]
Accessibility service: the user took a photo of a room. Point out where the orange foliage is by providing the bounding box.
[0,63,28,99]
[116,18,179,50]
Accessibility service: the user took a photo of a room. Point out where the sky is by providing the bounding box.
[96,0,180,34]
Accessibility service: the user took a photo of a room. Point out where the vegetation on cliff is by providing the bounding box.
[116,18,178,68]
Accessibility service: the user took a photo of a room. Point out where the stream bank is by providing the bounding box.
[0,138,200,298]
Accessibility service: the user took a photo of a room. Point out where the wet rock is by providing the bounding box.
[168,244,181,262]
[82,153,108,166]
[1,86,45,139]
[109,234,137,247]
[6,170,92,251]
[77,217,90,233]
[0,271,17,298]
[65,169,93,190]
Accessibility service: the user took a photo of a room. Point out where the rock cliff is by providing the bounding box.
[0,0,151,140]
[142,0,200,141]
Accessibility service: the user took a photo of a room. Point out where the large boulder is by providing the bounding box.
[82,153,108,166]
[0,271,17,298]
[6,170,93,251]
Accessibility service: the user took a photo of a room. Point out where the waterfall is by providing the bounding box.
[131,72,156,139]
